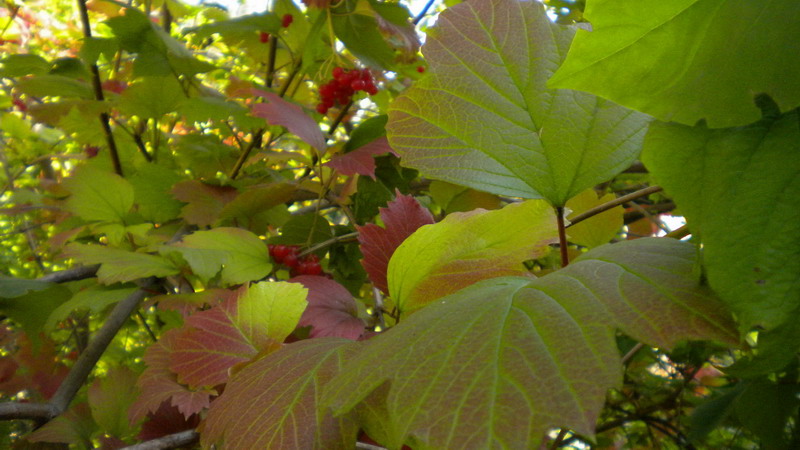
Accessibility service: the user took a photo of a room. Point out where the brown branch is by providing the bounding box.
[49,287,153,414]
[38,265,99,283]
[567,185,663,228]
[121,430,199,450]
[0,402,57,421]
[76,0,123,176]
[297,231,359,258]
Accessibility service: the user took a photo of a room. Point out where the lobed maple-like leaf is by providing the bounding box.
[292,275,365,340]
[324,238,738,449]
[166,227,272,285]
[63,243,179,285]
[325,136,397,179]
[388,199,557,313]
[170,282,308,388]
[138,401,201,442]
[356,192,435,295]
[252,89,326,154]
[201,338,359,450]
[386,0,649,205]
[129,329,216,425]
[64,165,134,223]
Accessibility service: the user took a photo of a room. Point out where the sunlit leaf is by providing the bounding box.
[325,137,396,179]
[387,0,649,205]
[565,189,624,248]
[169,228,272,285]
[64,166,134,223]
[252,90,326,154]
[170,282,308,388]
[549,0,800,128]
[325,238,737,449]
[388,199,557,313]
[171,180,238,227]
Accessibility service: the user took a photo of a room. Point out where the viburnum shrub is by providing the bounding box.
[0,0,797,448]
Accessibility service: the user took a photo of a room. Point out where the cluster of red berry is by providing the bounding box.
[269,244,323,276]
[259,14,294,43]
[316,67,378,114]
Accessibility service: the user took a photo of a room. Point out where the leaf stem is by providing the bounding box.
[555,206,569,267]
[298,231,359,257]
[413,0,437,25]
[567,185,663,228]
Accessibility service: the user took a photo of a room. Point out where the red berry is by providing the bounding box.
[85,146,99,158]
[316,104,328,114]
[271,244,290,263]
[12,97,26,112]
[351,79,365,91]
[298,261,323,276]
[417,66,425,73]
[283,251,299,268]
[281,14,293,28]
[332,66,345,80]
[259,31,270,43]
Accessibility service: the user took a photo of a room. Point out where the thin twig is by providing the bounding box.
[413,0,437,25]
[0,402,58,421]
[567,185,663,228]
[356,442,387,450]
[549,428,569,449]
[121,430,199,450]
[76,0,123,176]
[621,342,645,365]
[665,225,690,240]
[298,231,359,257]
[372,287,386,330]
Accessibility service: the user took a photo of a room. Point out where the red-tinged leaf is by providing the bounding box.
[324,239,738,449]
[88,367,140,438]
[201,339,359,450]
[357,192,435,294]
[129,329,216,425]
[171,180,238,227]
[252,89,326,153]
[15,333,68,400]
[149,289,232,318]
[170,282,308,388]
[27,402,95,446]
[325,137,397,179]
[292,276,365,340]
[138,401,201,442]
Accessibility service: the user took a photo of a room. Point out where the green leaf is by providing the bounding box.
[0,54,50,77]
[202,339,358,449]
[269,213,332,248]
[64,244,179,285]
[389,200,557,313]
[565,189,624,248]
[46,286,138,331]
[734,381,800,449]
[130,163,184,223]
[64,166,134,223]
[0,285,72,340]
[325,238,737,449]
[549,0,800,128]
[332,0,396,69]
[217,182,297,225]
[0,276,53,299]
[88,367,140,438]
[387,0,649,205]
[642,109,800,330]
[16,75,93,99]
[118,77,185,121]
[170,228,272,285]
